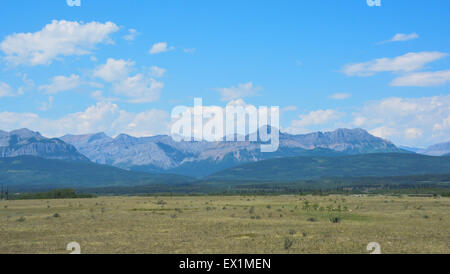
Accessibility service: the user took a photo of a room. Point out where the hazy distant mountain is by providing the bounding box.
[61,128,404,177]
[208,153,450,182]
[398,145,423,153]
[419,141,450,156]
[0,129,89,162]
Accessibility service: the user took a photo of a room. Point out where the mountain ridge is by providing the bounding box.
[419,141,450,156]
[0,155,194,191]
[207,153,450,182]
[60,127,405,177]
[0,128,89,162]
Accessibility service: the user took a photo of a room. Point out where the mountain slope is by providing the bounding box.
[419,141,450,156]
[0,129,88,162]
[207,153,450,181]
[61,128,404,176]
[0,156,194,191]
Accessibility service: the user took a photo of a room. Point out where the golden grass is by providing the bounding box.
[0,195,449,254]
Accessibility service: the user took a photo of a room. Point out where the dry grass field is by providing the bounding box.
[0,195,449,254]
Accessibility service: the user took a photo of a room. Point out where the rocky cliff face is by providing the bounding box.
[60,128,404,176]
[0,129,89,162]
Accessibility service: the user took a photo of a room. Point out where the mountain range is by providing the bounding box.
[1,127,450,191]
[418,141,450,156]
[59,127,405,177]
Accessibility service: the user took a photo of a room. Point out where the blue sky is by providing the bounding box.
[0,0,449,147]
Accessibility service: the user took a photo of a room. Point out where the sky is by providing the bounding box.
[0,0,449,148]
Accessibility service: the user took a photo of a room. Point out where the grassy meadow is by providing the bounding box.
[0,195,449,254]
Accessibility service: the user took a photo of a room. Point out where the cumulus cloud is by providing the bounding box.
[342,52,448,77]
[0,102,170,138]
[391,70,450,87]
[90,90,118,102]
[149,42,174,54]
[112,74,163,103]
[93,59,164,103]
[214,82,261,101]
[0,76,34,98]
[38,74,81,94]
[149,66,166,77]
[292,109,342,128]
[123,28,139,41]
[352,95,450,146]
[0,20,119,66]
[94,58,135,82]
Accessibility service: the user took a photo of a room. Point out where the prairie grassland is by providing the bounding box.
[0,195,449,254]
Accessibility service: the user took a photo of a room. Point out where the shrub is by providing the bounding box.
[307,217,317,222]
[17,216,26,222]
[284,238,294,250]
[329,216,341,223]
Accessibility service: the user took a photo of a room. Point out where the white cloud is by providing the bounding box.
[352,95,450,146]
[90,90,118,102]
[292,109,341,127]
[150,66,166,77]
[39,96,54,111]
[38,74,80,94]
[342,52,448,77]
[0,82,15,98]
[391,33,419,42]
[215,82,261,101]
[330,93,351,100]
[0,102,170,138]
[93,59,165,103]
[391,70,450,87]
[149,42,174,54]
[281,106,298,113]
[0,74,34,98]
[404,128,423,139]
[369,126,398,139]
[113,74,163,103]
[381,33,419,43]
[123,28,139,41]
[0,20,119,66]
[94,58,135,82]
[17,73,35,95]
[282,127,310,135]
